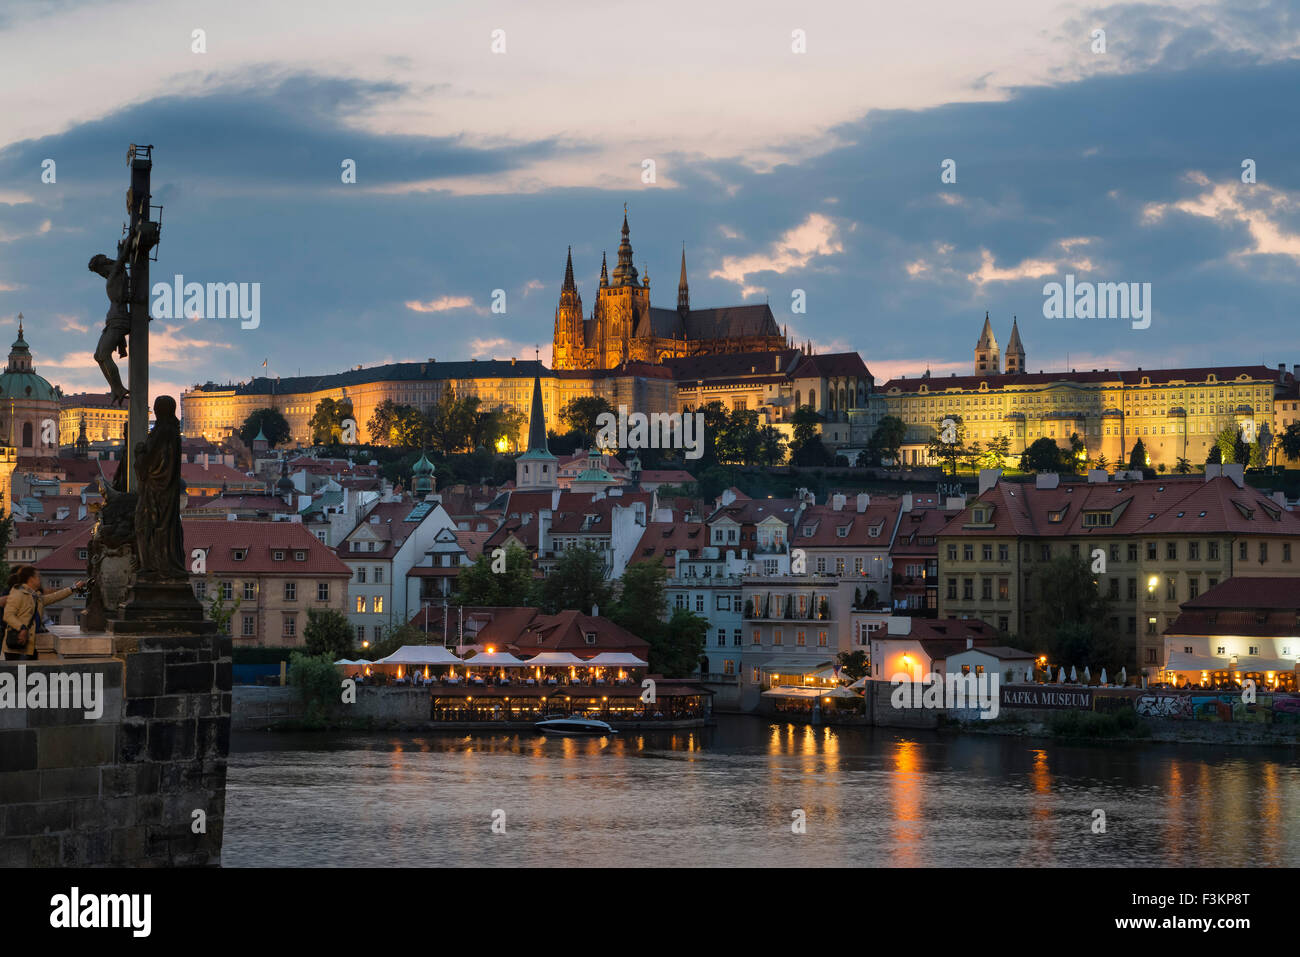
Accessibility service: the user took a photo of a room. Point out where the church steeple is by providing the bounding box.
[975,311,1000,374]
[515,374,557,491]
[1004,317,1025,375]
[553,247,584,370]
[599,251,609,288]
[612,206,639,286]
[677,247,690,313]
[562,246,576,292]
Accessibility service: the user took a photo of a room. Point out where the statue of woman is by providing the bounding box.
[134,395,187,580]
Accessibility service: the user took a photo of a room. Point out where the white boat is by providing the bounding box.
[535,715,617,736]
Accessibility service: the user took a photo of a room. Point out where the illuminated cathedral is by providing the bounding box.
[551,210,788,371]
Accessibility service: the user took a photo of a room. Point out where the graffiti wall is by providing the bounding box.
[1122,690,1300,723]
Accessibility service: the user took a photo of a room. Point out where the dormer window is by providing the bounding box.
[273,550,284,561]
[295,550,306,561]
[233,548,247,561]
[584,632,597,645]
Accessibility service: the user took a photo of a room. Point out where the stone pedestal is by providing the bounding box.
[110,579,214,655]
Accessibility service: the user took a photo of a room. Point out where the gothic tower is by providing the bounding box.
[593,208,650,368]
[975,312,1000,374]
[677,247,690,314]
[553,247,584,370]
[1004,317,1025,375]
[515,375,557,491]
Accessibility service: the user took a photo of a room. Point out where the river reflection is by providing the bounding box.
[223,716,1300,867]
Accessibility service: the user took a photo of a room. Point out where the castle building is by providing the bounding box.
[552,210,787,370]
[883,316,1292,471]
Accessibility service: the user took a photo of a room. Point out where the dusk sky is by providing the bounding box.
[1,0,1298,403]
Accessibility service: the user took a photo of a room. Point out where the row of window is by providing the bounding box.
[354,567,385,583]
[750,628,829,647]
[195,581,331,601]
[946,540,1294,564]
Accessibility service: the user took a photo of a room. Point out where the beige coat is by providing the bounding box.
[2,585,74,657]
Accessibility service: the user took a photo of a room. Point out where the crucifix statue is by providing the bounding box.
[84,146,204,634]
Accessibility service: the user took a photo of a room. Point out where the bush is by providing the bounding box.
[1047,708,1146,739]
[288,652,343,727]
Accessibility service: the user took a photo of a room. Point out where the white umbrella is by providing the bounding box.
[1057,667,1066,683]
[1100,668,1108,686]
[1069,665,1078,682]
[1119,666,1127,686]
[1083,666,1091,683]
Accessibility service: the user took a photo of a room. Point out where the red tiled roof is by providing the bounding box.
[1181,577,1300,610]
[882,364,1280,394]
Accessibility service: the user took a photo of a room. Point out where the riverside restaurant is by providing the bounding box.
[340,646,713,724]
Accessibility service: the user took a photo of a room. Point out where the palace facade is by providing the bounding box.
[882,316,1292,471]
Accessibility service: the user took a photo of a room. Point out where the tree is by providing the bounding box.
[454,543,534,607]
[755,425,788,466]
[1249,423,1271,468]
[472,406,527,452]
[239,408,291,449]
[612,559,667,632]
[368,399,421,447]
[1068,432,1086,473]
[1214,426,1248,466]
[1019,437,1066,473]
[1029,555,1125,672]
[1095,453,1110,473]
[1127,438,1148,471]
[868,415,907,466]
[0,508,12,592]
[560,396,615,447]
[657,608,709,677]
[303,608,355,660]
[425,388,480,456]
[1281,422,1300,464]
[789,406,833,466]
[532,544,614,615]
[985,433,1012,467]
[836,650,869,681]
[1173,456,1192,474]
[926,418,967,475]
[309,398,351,445]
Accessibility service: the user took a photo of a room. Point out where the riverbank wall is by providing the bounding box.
[0,633,231,866]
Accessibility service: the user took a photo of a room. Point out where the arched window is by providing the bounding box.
[21,422,32,448]
[809,392,816,411]
[795,390,801,409]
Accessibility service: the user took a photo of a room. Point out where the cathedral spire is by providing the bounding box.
[525,375,549,454]
[562,246,576,292]
[612,205,638,286]
[677,246,690,313]
[599,251,608,288]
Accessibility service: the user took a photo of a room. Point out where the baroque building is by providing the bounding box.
[552,210,787,370]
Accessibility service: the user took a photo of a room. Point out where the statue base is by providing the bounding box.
[109,577,215,643]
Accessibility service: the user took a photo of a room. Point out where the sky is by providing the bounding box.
[1,0,1298,404]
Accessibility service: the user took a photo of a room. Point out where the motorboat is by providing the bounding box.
[535,715,617,736]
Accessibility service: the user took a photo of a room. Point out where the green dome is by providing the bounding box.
[0,320,56,402]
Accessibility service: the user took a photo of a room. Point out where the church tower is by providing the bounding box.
[1004,317,1025,375]
[552,247,584,370]
[975,312,1000,374]
[515,375,557,491]
[593,208,650,368]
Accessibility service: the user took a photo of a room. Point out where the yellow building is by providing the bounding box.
[59,393,128,447]
[882,317,1286,471]
[181,359,677,449]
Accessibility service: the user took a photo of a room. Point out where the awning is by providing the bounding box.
[583,652,649,667]
[375,645,464,666]
[464,651,529,668]
[1163,652,1225,672]
[519,652,587,666]
[761,659,834,675]
[761,685,858,699]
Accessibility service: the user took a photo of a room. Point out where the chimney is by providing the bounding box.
[978,469,1003,495]
[1205,464,1222,481]
[775,355,782,372]
[1087,469,1109,483]
[832,494,846,511]
[552,488,561,509]
[591,604,599,617]
[1222,463,1245,488]
[945,495,967,510]
[1035,473,1060,489]
[966,637,973,649]
[857,493,871,512]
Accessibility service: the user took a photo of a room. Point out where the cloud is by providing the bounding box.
[966,240,1096,286]
[404,295,483,314]
[1142,172,1300,262]
[710,213,844,292]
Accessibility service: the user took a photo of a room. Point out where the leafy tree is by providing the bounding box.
[926,418,967,475]
[1205,444,1222,466]
[789,406,833,467]
[1068,432,1086,472]
[532,544,614,615]
[239,408,291,449]
[368,399,422,447]
[303,608,355,660]
[309,398,351,445]
[755,424,787,466]
[1279,422,1300,463]
[612,559,668,632]
[0,509,12,592]
[1029,555,1125,672]
[1173,456,1192,474]
[656,608,709,677]
[472,406,527,452]
[454,543,534,607]
[1214,427,1248,466]
[985,433,1012,467]
[204,581,241,636]
[425,388,480,456]
[695,401,732,466]
[1127,438,1148,471]
[1250,423,1271,468]
[1019,436,1066,473]
[1095,453,1110,473]
[868,415,907,466]
[288,652,341,725]
[560,396,615,447]
[836,650,869,681]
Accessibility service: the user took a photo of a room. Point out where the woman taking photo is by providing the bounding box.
[2,565,85,662]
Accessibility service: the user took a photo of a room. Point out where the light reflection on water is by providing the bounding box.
[222,716,1300,867]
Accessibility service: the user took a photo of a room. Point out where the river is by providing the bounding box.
[223,716,1300,867]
